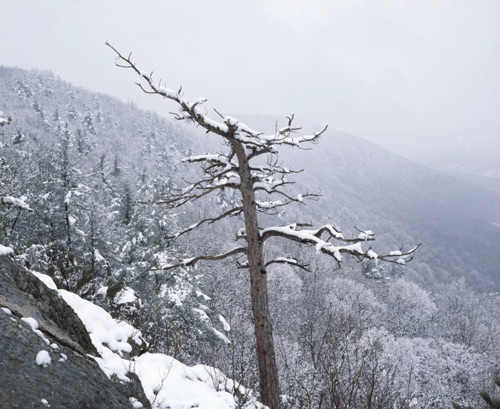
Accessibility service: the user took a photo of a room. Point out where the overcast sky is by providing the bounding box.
[1,0,499,165]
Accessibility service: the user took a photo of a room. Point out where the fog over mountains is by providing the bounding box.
[2,66,500,408]
[1,66,498,291]
[198,113,500,292]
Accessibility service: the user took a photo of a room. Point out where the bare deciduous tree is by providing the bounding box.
[107,42,419,409]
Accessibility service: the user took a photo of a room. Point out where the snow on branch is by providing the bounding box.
[265,257,311,272]
[107,42,230,136]
[261,223,420,267]
[107,43,328,150]
[355,226,375,240]
[1,196,33,211]
[255,114,328,148]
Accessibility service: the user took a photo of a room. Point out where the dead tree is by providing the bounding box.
[107,42,420,409]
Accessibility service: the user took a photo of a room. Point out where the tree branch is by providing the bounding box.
[150,246,247,271]
[265,257,311,272]
[168,206,243,240]
[261,223,420,266]
[106,41,230,137]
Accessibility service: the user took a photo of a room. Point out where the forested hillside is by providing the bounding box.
[1,66,499,408]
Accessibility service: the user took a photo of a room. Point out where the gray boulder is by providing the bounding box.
[0,255,150,409]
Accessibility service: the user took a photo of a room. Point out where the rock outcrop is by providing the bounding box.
[0,254,148,408]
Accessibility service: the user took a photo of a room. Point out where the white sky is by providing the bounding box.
[1,0,499,164]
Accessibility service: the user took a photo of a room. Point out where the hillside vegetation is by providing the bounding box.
[1,66,499,408]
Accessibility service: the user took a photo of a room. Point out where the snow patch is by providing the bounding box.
[36,350,51,367]
[0,244,14,256]
[28,269,263,408]
[59,289,143,355]
[129,397,144,408]
[21,317,50,345]
[32,272,58,290]
[133,353,262,409]
[114,287,138,305]
[196,289,211,301]
[1,307,12,315]
[94,249,105,262]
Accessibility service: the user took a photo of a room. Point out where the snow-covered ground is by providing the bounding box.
[31,271,265,409]
[0,244,14,256]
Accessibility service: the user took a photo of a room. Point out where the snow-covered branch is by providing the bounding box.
[107,42,230,137]
[265,257,311,272]
[261,223,420,266]
[106,43,328,151]
[1,196,33,211]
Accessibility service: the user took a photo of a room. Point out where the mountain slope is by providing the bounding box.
[225,115,500,290]
[1,66,498,291]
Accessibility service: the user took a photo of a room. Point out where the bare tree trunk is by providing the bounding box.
[232,140,280,409]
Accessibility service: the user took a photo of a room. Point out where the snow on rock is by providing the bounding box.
[30,271,265,409]
[58,287,145,381]
[36,350,51,367]
[129,397,144,408]
[32,272,58,290]
[1,307,12,315]
[0,244,14,256]
[59,289,142,354]
[21,317,50,345]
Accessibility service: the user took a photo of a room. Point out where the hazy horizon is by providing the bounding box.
[1,1,499,171]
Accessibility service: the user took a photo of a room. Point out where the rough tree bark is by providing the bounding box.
[231,137,280,408]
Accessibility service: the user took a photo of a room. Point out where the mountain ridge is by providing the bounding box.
[1,66,498,290]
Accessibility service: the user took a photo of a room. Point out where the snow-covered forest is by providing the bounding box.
[1,66,499,408]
